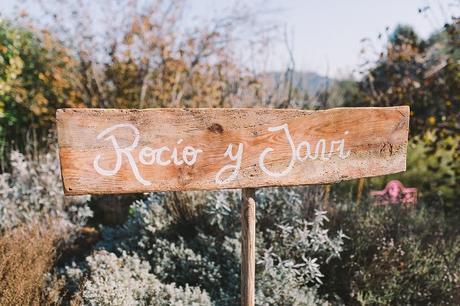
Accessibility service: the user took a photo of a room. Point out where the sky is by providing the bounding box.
[186,0,459,77]
[1,0,458,77]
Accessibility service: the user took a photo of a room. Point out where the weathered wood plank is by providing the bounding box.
[57,107,409,195]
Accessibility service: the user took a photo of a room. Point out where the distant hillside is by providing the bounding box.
[261,71,337,96]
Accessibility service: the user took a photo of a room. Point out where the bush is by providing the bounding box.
[0,148,91,232]
[64,250,211,306]
[0,222,65,306]
[60,188,345,305]
[321,202,460,305]
[0,147,93,304]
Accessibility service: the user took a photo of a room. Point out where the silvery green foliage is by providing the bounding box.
[72,250,211,306]
[256,252,328,305]
[67,188,344,305]
[0,150,92,230]
[129,192,241,304]
[255,189,346,305]
[203,190,240,231]
[256,211,346,305]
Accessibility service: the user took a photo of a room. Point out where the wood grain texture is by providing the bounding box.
[57,107,409,195]
[241,188,256,306]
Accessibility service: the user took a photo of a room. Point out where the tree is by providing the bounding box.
[0,20,84,164]
[18,0,268,110]
[341,21,460,205]
[347,23,459,138]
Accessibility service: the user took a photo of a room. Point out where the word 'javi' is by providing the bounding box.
[93,123,351,186]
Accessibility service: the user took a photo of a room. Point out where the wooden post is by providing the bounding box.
[241,188,256,306]
[323,185,331,210]
[356,178,365,205]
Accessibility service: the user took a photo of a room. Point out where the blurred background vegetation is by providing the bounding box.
[0,0,458,305]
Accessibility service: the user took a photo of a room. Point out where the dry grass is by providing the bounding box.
[0,221,67,306]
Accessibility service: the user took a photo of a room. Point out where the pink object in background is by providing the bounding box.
[371,180,417,205]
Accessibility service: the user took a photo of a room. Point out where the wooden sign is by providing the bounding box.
[57,106,410,306]
[57,107,409,196]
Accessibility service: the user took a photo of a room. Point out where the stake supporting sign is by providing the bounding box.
[241,188,256,306]
[57,106,409,306]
